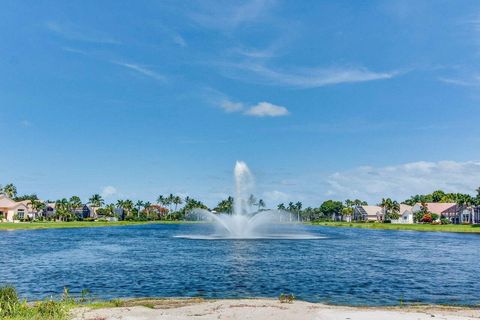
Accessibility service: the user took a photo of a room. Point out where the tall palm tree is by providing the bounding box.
[3,183,17,199]
[135,200,144,217]
[173,196,183,212]
[123,199,134,217]
[105,203,115,217]
[257,199,265,210]
[89,194,104,208]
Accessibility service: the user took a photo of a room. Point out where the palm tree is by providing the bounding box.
[135,200,144,217]
[277,203,286,211]
[257,199,265,210]
[3,183,17,199]
[173,196,183,212]
[295,201,303,221]
[143,201,152,218]
[30,199,46,219]
[248,194,257,207]
[123,199,134,217]
[105,203,115,217]
[89,194,104,208]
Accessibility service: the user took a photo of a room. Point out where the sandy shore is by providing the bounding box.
[73,298,480,320]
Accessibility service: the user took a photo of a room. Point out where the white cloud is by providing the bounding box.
[111,61,166,82]
[220,100,244,112]
[326,160,480,203]
[244,102,289,117]
[216,96,289,117]
[101,186,118,198]
[223,62,398,88]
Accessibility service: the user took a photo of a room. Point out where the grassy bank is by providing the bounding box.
[0,220,184,231]
[311,221,480,233]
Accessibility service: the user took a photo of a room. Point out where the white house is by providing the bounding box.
[391,204,414,224]
[0,195,30,221]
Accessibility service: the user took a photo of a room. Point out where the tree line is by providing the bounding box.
[2,183,480,223]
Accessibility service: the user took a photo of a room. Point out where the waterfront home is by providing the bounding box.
[391,204,414,224]
[412,202,458,223]
[458,206,480,224]
[73,204,93,219]
[0,195,29,221]
[353,205,384,222]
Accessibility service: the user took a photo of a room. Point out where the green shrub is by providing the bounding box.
[279,293,295,303]
[34,299,68,319]
[0,285,22,317]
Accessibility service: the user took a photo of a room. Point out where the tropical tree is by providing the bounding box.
[89,194,104,208]
[248,194,257,207]
[319,200,343,221]
[3,184,17,199]
[214,196,234,214]
[173,196,183,212]
[277,203,286,211]
[135,200,144,217]
[257,199,265,210]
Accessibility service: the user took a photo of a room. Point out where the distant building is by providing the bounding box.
[0,195,30,221]
[391,204,414,224]
[353,205,384,222]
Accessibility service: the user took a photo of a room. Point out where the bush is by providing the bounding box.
[440,218,450,225]
[421,214,433,223]
[279,293,295,303]
[34,299,68,319]
[0,285,21,317]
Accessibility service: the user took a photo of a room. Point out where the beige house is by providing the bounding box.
[353,205,384,222]
[0,195,29,222]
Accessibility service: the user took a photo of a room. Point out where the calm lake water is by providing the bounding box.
[1,224,479,306]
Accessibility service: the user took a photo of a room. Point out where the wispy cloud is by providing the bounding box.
[45,21,121,45]
[172,34,187,47]
[439,75,480,87]
[111,61,167,82]
[244,102,289,117]
[221,62,399,88]
[220,100,244,113]
[20,120,32,128]
[326,160,480,203]
[189,0,275,30]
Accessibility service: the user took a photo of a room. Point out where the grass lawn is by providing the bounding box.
[0,220,183,231]
[311,221,480,233]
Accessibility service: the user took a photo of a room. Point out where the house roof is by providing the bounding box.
[358,205,383,216]
[400,204,412,214]
[0,195,29,210]
[415,202,457,214]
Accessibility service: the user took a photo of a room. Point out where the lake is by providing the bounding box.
[1,224,479,306]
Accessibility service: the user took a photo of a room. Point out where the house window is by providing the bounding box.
[17,210,25,219]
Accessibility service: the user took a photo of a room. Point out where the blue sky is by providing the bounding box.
[2,0,480,206]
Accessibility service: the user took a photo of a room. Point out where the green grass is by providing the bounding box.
[310,221,480,233]
[0,220,188,231]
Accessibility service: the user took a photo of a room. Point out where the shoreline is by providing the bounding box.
[1,220,480,233]
[73,298,480,320]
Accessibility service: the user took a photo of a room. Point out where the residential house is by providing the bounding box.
[391,204,414,224]
[0,195,30,221]
[353,205,384,222]
[411,203,458,223]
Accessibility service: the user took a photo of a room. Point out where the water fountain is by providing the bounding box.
[177,161,322,240]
